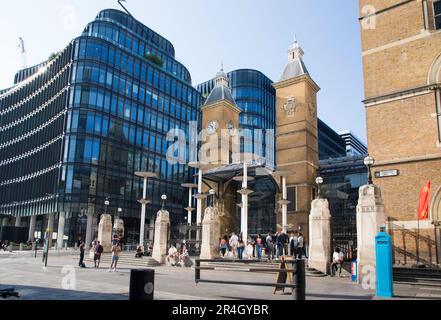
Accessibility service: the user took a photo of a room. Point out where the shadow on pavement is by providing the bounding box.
[0,284,127,300]
[306,293,374,300]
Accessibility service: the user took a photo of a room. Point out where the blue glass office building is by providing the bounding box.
[0,9,201,245]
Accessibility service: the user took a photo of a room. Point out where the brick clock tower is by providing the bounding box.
[273,39,320,241]
[200,68,241,166]
[199,68,241,234]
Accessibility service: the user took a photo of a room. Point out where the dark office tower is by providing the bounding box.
[0,9,201,246]
[318,119,347,160]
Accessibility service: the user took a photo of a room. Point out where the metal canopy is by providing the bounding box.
[202,161,269,183]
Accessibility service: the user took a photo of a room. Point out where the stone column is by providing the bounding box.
[14,216,22,227]
[56,213,66,250]
[85,212,94,250]
[47,213,55,249]
[152,209,170,264]
[28,215,37,242]
[356,184,385,289]
[98,214,113,253]
[308,198,332,274]
[200,207,221,259]
[113,218,124,240]
[140,177,148,247]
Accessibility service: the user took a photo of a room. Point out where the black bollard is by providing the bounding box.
[292,259,306,300]
[129,269,155,300]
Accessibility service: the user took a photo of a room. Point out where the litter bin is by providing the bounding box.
[129,269,155,300]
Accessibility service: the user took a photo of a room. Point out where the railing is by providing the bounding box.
[195,258,306,300]
[389,221,439,268]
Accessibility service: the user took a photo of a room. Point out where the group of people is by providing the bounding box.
[166,242,192,267]
[76,236,122,272]
[219,230,306,261]
[0,240,10,251]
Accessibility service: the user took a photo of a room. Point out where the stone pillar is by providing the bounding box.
[356,184,385,289]
[47,213,55,249]
[152,209,170,264]
[14,216,22,227]
[85,212,94,250]
[98,214,112,253]
[308,198,332,274]
[200,207,221,259]
[28,215,37,242]
[56,213,66,250]
[113,218,125,240]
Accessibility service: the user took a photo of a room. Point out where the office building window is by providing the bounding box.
[435,1,441,30]
[287,187,297,212]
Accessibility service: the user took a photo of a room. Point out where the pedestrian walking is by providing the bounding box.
[296,232,305,258]
[78,240,86,268]
[229,232,239,258]
[331,248,345,277]
[289,232,298,258]
[237,237,245,260]
[94,241,103,268]
[265,233,274,262]
[276,231,289,258]
[245,235,255,259]
[256,234,263,260]
[109,241,121,272]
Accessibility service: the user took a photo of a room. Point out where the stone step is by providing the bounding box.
[305,268,328,278]
[203,260,329,278]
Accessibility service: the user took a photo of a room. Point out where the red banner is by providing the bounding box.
[417,181,431,221]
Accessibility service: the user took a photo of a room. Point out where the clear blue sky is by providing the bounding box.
[0,0,366,141]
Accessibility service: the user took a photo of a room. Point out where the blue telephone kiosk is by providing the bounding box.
[375,226,394,298]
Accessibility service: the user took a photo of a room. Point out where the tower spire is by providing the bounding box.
[279,35,309,81]
[288,36,304,62]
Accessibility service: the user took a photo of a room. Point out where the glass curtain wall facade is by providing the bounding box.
[0,9,201,246]
[318,119,347,160]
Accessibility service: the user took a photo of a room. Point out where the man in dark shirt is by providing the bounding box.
[94,241,104,268]
[277,231,289,258]
[79,241,86,267]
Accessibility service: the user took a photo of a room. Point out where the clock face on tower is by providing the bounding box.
[206,120,218,135]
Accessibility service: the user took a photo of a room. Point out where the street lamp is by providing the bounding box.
[117,207,122,219]
[364,156,375,185]
[316,176,324,199]
[104,197,110,214]
[161,194,167,211]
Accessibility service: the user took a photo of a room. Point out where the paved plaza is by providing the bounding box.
[0,251,440,300]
